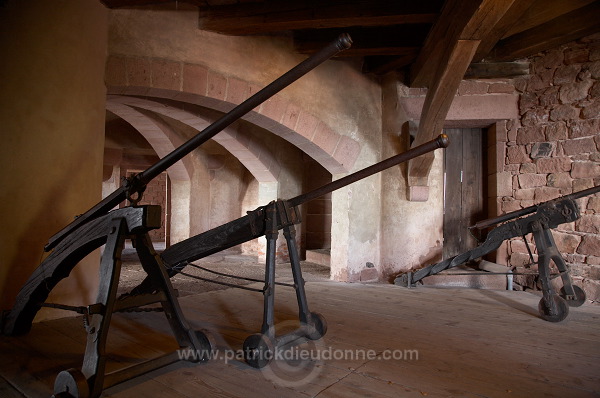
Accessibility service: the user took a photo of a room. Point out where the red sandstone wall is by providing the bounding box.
[503,34,600,298]
[121,170,167,242]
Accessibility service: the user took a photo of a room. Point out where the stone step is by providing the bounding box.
[306,248,330,267]
[420,264,511,290]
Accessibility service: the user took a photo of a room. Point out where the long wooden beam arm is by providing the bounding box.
[161,134,449,268]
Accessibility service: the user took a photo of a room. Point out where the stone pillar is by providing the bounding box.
[380,74,445,279]
[254,181,277,261]
[169,180,191,244]
[330,153,382,282]
[0,0,108,317]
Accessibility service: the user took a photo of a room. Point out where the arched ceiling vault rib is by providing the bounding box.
[106,95,279,183]
[105,101,191,181]
[105,55,361,175]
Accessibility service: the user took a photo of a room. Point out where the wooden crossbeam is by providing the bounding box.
[409,0,483,88]
[198,0,442,36]
[491,1,600,61]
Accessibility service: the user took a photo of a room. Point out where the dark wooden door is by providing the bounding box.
[443,128,486,259]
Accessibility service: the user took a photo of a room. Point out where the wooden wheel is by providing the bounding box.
[243,333,274,369]
[560,285,586,307]
[52,368,89,398]
[538,294,569,323]
[305,312,327,340]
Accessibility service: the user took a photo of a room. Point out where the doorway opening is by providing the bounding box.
[301,153,332,266]
[443,128,487,260]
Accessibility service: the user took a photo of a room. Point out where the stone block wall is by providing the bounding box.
[501,34,600,299]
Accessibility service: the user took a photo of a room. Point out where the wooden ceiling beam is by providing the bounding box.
[409,0,483,88]
[472,0,536,62]
[364,58,529,79]
[294,25,429,56]
[407,39,480,196]
[409,0,517,88]
[490,2,600,61]
[198,0,443,35]
[502,0,597,38]
[102,0,172,7]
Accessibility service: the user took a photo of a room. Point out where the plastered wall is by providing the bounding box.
[380,72,520,281]
[0,0,108,316]
[107,6,384,278]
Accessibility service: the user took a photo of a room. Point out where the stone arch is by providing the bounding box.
[105,101,196,244]
[105,101,191,181]
[105,55,361,174]
[106,95,279,182]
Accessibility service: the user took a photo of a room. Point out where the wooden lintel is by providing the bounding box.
[407,40,480,190]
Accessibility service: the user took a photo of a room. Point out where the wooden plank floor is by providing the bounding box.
[1,281,599,397]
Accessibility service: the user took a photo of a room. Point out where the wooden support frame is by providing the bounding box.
[407,39,480,201]
[3,206,213,398]
[406,0,518,200]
